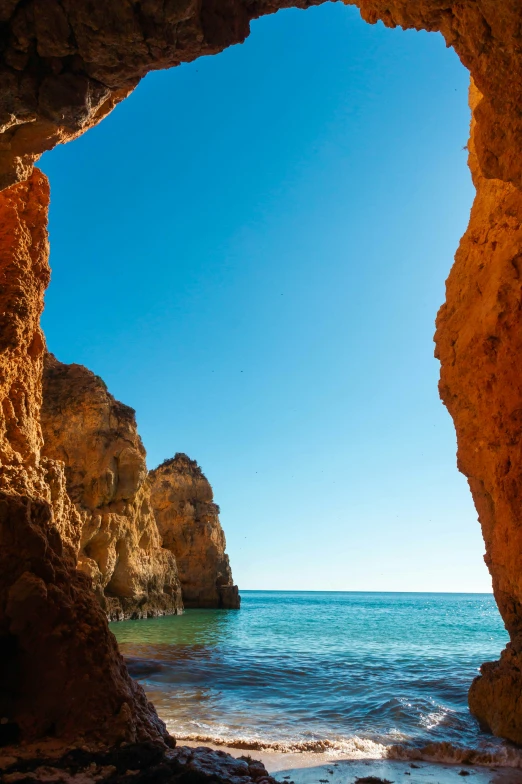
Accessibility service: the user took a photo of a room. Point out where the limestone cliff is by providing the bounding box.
[40,354,183,621]
[150,454,240,609]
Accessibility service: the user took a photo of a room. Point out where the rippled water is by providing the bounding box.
[112,591,519,765]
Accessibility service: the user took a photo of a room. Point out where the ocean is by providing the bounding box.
[111,591,521,766]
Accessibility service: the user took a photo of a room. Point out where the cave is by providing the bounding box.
[0,0,522,772]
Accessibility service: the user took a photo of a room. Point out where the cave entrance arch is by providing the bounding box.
[0,0,521,752]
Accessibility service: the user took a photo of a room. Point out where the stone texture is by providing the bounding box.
[40,354,183,621]
[0,171,171,746]
[0,741,278,784]
[150,454,240,609]
[435,81,522,743]
[0,166,50,500]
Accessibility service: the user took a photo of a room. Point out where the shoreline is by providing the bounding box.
[180,740,522,783]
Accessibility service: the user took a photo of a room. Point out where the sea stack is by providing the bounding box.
[41,353,183,621]
[41,354,239,619]
[150,454,240,609]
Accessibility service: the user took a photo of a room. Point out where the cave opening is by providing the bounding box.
[35,1,505,760]
[41,5,482,596]
[0,0,521,766]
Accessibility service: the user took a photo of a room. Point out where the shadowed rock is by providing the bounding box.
[0,742,278,784]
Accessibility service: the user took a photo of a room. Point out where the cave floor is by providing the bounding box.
[182,741,522,784]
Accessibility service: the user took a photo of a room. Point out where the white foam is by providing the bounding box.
[168,724,522,769]
[169,727,388,758]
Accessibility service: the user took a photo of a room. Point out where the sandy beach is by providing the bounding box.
[181,741,522,784]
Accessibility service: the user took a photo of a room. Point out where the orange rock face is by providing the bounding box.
[0,171,170,746]
[435,82,522,742]
[0,168,50,497]
[41,354,183,621]
[150,455,240,609]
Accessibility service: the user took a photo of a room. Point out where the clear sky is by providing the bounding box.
[39,2,487,593]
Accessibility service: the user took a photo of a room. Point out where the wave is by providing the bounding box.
[170,728,522,768]
[171,730,388,756]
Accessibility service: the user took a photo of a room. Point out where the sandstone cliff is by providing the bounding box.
[150,454,240,609]
[40,353,183,621]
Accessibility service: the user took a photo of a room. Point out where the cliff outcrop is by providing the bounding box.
[150,454,240,609]
[40,354,183,621]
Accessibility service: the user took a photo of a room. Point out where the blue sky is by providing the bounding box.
[40,3,486,592]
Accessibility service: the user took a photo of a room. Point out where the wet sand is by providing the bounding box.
[182,741,522,784]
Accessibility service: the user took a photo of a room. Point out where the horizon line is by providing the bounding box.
[237,588,494,594]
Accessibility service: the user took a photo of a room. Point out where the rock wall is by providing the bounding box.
[0,0,521,753]
[150,454,240,609]
[0,170,170,747]
[435,81,522,742]
[41,354,183,621]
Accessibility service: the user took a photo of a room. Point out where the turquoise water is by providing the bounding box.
[112,591,515,763]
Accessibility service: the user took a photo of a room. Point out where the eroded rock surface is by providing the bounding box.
[0,742,277,784]
[150,454,240,609]
[435,82,522,743]
[41,354,183,621]
[0,170,170,746]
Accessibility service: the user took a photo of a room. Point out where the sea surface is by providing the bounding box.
[111,591,521,766]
